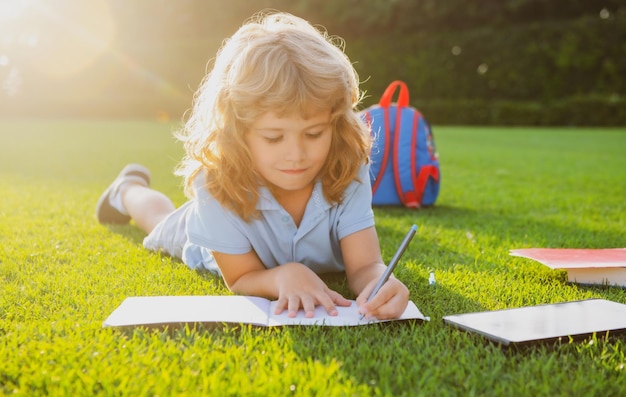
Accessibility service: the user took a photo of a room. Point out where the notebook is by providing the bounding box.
[443,299,626,346]
[510,248,626,287]
[102,295,429,329]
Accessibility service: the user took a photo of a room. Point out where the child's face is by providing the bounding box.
[245,109,332,196]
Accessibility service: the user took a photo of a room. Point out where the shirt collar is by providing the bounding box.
[256,180,331,212]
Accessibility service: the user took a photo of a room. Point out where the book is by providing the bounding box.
[102,295,429,329]
[510,248,626,287]
[443,299,626,346]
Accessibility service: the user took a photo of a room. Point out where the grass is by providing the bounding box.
[1,119,625,396]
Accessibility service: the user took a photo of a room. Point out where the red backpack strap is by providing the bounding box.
[413,165,440,206]
[369,81,407,196]
[379,80,410,107]
[382,81,414,207]
[365,111,391,195]
[394,109,418,207]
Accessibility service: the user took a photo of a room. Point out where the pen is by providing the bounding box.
[359,224,418,320]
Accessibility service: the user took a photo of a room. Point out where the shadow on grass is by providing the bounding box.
[416,204,624,248]
[104,222,221,277]
[104,223,147,246]
[374,203,625,277]
[373,205,626,320]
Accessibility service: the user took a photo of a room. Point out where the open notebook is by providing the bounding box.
[103,295,429,329]
[443,299,626,346]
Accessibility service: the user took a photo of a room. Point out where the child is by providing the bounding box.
[96,11,409,320]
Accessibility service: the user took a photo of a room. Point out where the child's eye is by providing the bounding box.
[306,131,323,139]
[264,136,282,143]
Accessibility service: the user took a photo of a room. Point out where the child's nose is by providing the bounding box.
[284,138,306,162]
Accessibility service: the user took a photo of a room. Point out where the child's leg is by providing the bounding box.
[120,184,175,233]
[96,164,175,233]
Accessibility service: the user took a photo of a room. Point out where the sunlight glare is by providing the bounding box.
[2,66,21,96]
[33,0,117,78]
[0,0,29,21]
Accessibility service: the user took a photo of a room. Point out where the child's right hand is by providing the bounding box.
[273,262,351,318]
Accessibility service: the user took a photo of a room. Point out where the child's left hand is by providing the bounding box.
[356,277,409,320]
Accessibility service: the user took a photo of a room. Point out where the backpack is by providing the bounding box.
[360,80,440,208]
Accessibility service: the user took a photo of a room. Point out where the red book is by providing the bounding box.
[510,248,626,287]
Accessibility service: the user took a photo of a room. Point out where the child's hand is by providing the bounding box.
[356,277,409,320]
[273,262,351,318]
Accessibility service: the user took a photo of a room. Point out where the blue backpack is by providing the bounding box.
[360,81,440,208]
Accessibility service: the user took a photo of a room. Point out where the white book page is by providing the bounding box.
[103,296,272,327]
[266,300,427,327]
[567,268,626,287]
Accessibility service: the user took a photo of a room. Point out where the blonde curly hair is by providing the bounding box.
[176,11,371,221]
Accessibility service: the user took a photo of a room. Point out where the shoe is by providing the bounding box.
[96,164,151,224]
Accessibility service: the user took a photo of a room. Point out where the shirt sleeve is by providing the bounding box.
[335,163,376,240]
[185,173,252,255]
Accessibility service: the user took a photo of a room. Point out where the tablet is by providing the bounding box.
[443,299,626,346]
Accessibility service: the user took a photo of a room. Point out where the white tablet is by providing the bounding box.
[443,299,626,346]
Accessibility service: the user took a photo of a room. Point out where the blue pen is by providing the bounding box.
[359,224,418,320]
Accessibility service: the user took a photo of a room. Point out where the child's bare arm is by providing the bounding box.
[212,251,350,318]
[341,227,410,320]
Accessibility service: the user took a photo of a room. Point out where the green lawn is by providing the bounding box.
[1,120,625,396]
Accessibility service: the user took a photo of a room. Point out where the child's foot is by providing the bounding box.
[96,164,150,224]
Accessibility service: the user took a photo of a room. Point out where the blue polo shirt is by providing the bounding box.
[181,163,375,274]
